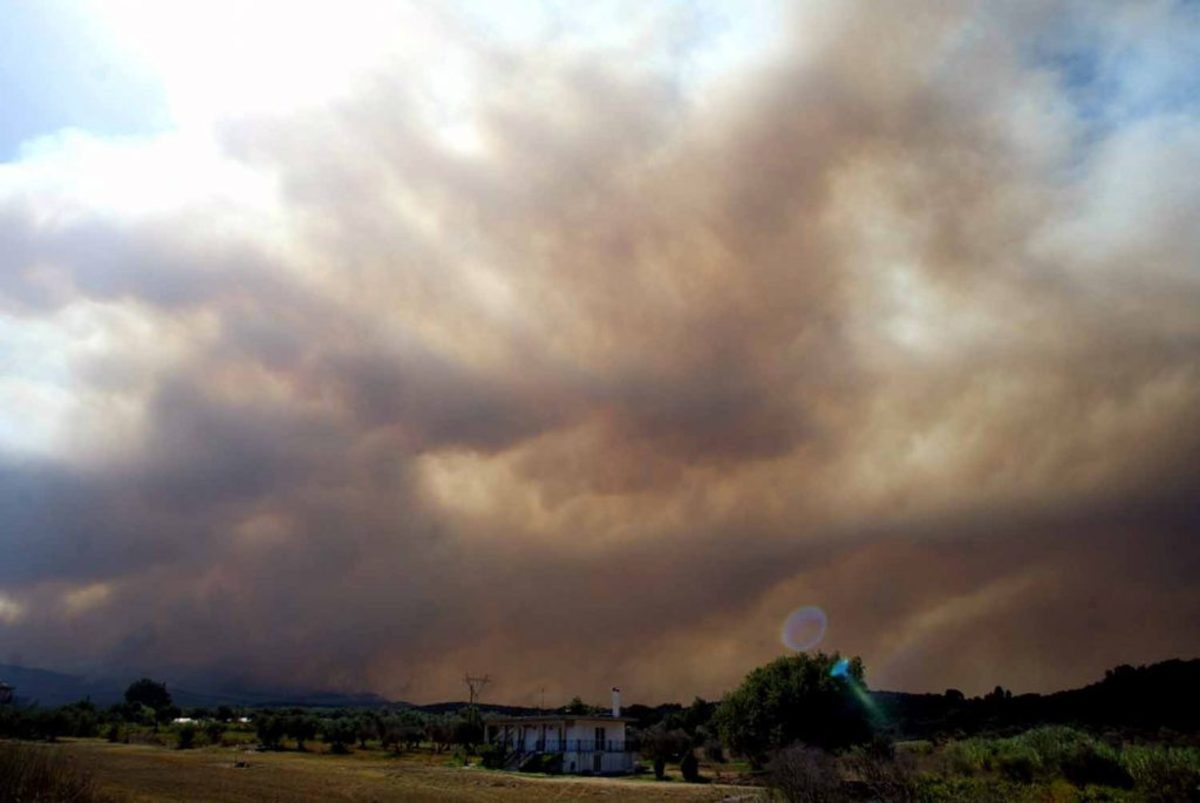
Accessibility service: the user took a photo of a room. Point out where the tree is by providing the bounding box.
[286,716,318,751]
[321,717,357,754]
[453,716,483,751]
[640,724,689,780]
[714,652,874,766]
[255,714,285,749]
[564,696,598,715]
[124,678,172,712]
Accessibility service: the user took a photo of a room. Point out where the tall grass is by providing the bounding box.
[1121,744,1200,802]
[0,741,115,803]
[938,726,1200,798]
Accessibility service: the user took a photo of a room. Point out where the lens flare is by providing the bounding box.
[830,657,850,678]
[781,605,827,651]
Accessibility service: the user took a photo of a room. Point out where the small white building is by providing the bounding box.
[486,689,638,775]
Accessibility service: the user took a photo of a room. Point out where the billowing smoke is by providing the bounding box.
[1,1,1197,703]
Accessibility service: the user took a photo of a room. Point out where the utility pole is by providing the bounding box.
[462,673,491,745]
[463,673,491,708]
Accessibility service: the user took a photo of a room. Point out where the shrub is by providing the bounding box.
[766,745,847,803]
[702,738,725,763]
[204,720,225,746]
[943,738,991,775]
[995,745,1037,783]
[176,722,197,750]
[843,741,916,802]
[1060,740,1131,789]
[479,743,506,769]
[680,749,700,782]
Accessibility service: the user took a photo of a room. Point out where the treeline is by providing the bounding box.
[874,658,1200,740]
[0,676,487,754]
[4,658,1198,762]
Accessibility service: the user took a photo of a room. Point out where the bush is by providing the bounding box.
[843,741,916,802]
[204,720,225,746]
[176,723,197,750]
[680,749,700,782]
[1061,741,1131,789]
[479,743,506,769]
[0,742,114,803]
[766,745,847,803]
[702,738,725,764]
[995,745,1037,783]
[943,738,991,775]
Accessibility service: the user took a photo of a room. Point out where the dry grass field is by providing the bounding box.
[50,740,756,802]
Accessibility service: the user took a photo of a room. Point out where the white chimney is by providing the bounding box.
[611,687,621,718]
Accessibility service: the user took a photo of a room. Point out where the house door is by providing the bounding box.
[592,752,603,773]
[594,726,606,752]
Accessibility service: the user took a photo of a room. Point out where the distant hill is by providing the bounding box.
[0,664,123,707]
[0,663,387,709]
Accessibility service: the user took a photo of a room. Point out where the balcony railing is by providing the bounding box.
[490,738,637,754]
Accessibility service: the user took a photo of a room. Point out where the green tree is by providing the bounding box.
[714,652,874,766]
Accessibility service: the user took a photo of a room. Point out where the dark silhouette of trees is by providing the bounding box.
[321,717,357,754]
[123,678,171,712]
[255,714,285,749]
[286,716,318,751]
[563,696,594,715]
[123,679,173,730]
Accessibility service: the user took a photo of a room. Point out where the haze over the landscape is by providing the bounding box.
[0,1,1197,706]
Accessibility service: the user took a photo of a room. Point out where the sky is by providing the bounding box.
[0,0,1198,705]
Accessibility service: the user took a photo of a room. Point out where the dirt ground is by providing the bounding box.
[59,740,762,802]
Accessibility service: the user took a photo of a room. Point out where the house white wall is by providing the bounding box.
[488,716,635,774]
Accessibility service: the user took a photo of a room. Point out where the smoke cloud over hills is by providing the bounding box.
[1,1,1198,703]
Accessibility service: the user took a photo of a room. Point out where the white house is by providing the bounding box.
[486,688,638,775]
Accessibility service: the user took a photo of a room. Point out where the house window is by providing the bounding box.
[594,726,606,752]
